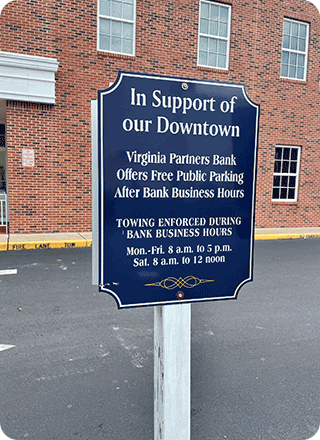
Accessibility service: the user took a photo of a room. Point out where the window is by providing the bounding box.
[280,18,309,81]
[198,1,231,70]
[272,146,301,201]
[98,0,135,55]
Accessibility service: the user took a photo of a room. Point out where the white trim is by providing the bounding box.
[0,90,56,100]
[0,51,59,71]
[91,100,99,286]
[280,18,309,82]
[99,13,135,24]
[97,0,136,56]
[0,51,59,104]
[197,0,231,70]
[272,145,301,202]
[0,73,54,83]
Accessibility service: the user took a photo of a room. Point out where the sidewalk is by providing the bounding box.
[0,228,320,251]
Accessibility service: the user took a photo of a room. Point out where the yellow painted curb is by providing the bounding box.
[0,242,7,251]
[255,232,320,240]
[7,239,91,251]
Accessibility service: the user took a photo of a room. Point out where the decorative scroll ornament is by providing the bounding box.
[145,276,214,290]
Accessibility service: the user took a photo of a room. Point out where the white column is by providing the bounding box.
[154,303,191,440]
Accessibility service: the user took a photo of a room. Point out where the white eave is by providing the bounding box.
[0,51,59,104]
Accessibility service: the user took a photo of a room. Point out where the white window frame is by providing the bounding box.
[280,18,309,81]
[97,0,136,56]
[272,145,301,202]
[197,0,231,70]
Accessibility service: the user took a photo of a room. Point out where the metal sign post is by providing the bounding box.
[154,304,191,440]
[91,100,99,287]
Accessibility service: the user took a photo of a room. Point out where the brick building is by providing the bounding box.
[0,0,319,234]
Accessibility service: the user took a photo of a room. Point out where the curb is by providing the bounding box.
[254,232,320,240]
[0,239,92,251]
[254,232,320,241]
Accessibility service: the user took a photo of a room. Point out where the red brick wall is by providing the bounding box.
[1,0,319,232]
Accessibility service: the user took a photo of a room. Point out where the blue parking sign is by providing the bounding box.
[98,71,259,308]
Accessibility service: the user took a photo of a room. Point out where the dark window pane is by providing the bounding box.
[281,176,288,187]
[275,147,282,159]
[272,188,280,199]
[273,176,280,187]
[282,161,289,173]
[280,188,288,199]
[291,149,298,160]
[289,176,296,187]
[283,148,290,160]
[290,162,297,173]
[272,146,300,201]
[288,188,295,199]
[274,161,281,173]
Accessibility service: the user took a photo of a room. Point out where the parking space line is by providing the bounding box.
[0,344,15,352]
[0,269,17,275]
